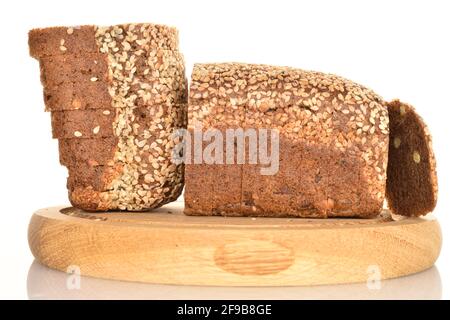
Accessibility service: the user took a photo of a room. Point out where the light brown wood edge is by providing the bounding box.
[28,206,442,286]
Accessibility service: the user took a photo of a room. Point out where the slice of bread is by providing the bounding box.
[386,100,438,216]
[29,25,178,58]
[29,23,187,211]
[66,163,123,191]
[51,109,115,139]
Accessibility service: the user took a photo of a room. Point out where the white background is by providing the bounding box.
[0,0,449,299]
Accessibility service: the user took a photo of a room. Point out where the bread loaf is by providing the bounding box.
[386,100,438,216]
[186,64,439,218]
[29,23,187,211]
[186,63,390,218]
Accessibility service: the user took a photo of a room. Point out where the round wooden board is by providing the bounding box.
[28,203,442,286]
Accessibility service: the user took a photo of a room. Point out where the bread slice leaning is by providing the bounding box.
[386,100,438,216]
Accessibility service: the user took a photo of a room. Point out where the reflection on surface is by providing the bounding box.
[27,260,441,300]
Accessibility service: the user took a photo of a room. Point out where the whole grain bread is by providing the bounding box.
[39,47,186,112]
[66,163,123,191]
[51,108,115,139]
[386,100,438,216]
[39,53,109,87]
[186,63,389,218]
[29,23,187,211]
[58,137,118,166]
[29,24,178,58]
[43,81,112,111]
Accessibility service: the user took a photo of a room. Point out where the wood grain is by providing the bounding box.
[28,203,442,286]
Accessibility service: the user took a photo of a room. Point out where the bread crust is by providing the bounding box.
[186,63,389,218]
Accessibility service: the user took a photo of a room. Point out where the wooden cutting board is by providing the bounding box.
[28,203,441,286]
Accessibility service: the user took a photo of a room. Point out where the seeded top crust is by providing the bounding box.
[187,63,389,217]
[386,100,438,216]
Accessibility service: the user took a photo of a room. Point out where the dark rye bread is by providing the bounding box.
[39,51,112,111]
[186,63,389,218]
[242,65,386,217]
[39,50,185,86]
[58,103,186,165]
[39,53,109,87]
[29,26,98,58]
[44,81,112,111]
[66,163,123,191]
[40,49,186,111]
[29,24,178,58]
[59,100,187,210]
[386,100,438,216]
[43,76,186,111]
[185,65,247,215]
[39,49,185,87]
[58,137,117,166]
[52,101,186,140]
[51,108,115,139]
[58,99,187,211]
[29,23,187,211]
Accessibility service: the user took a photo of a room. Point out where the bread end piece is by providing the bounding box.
[386,99,438,216]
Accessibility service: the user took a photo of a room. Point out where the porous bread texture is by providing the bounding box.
[386,100,438,216]
[29,24,187,211]
[186,63,389,218]
[51,108,116,139]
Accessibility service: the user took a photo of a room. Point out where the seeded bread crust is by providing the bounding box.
[30,23,187,211]
[29,24,178,58]
[186,63,389,218]
[40,49,186,111]
[57,103,186,164]
[386,100,438,216]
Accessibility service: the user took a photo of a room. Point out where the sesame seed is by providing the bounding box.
[413,151,421,163]
[93,126,100,134]
[72,99,81,109]
[67,28,74,35]
[400,105,406,116]
[90,77,98,82]
[74,131,82,137]
[394,137,401,148]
